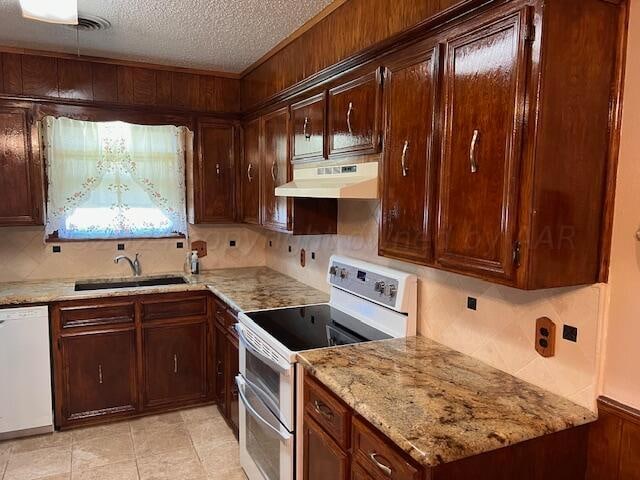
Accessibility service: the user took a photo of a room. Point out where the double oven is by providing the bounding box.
[235,321,295,480]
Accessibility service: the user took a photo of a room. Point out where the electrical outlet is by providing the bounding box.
[563,325,578,342]
[467,297,477,310]
[229,240,236,247]
[52,245,61,253]
[176,242,184,249]
[535,317,556,357]
[117,243,125,251]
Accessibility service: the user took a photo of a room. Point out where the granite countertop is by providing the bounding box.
[0,267,329,312]
[297,336,597,468]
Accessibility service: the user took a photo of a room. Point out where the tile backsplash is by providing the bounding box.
[265,200,605,410]
[0,224,267,282]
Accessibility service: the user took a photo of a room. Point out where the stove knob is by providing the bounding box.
[385,284,397,298]
[374,281,385,293]
[329,266,338,276]
[339,268,348,279]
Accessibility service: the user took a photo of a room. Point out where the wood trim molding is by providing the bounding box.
[598,396,640,425]
[240,0,350,77]
[0,45,241,79]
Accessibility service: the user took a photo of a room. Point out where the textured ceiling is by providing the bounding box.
[0,0,333,73]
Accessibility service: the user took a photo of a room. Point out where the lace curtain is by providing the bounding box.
[44,117,190,240]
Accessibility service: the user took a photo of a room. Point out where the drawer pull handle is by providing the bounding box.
[469,129,480,173]
[303,116,311,140]
[401,140,409,177]
[98,364,103,384]
[247,162,254,182]
[370,452,393,476]
[346,102,354,135]
[313,400,334,420]
[271,161,278,182]
[174,354,178,374]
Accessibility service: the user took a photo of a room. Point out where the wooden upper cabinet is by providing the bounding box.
[328,69,382,158]
[291,92,326,162]
[241,118,261,225]
[435,9,530,282]
[262,107,291,232]
[379,46,440,265]
[195,121,236,223]
[0,106,43,226]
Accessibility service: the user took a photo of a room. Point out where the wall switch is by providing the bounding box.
[535,317,556,357]
[467,297,477,310]
[288,245,292,253]
[300,249,306,267]
[311,252,316,260]
[269,240,272,247]
[563,325,578,342]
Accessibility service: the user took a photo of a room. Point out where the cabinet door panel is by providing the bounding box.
[198,122,236,223]
[61,330,137,421]
[303,415,349,480]
[0,107,42,225]
[291,93,325,162]
[262,107,291,232]
[226,335,239,435]
[436,9,530,280]
[329,70,381,157]
[215,322,228,413]
[379,47,440,265]
[143,322,207,406]
[242,118,261,224]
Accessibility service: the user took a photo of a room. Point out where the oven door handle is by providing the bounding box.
[236,375,292,442]
[235,323,290,375]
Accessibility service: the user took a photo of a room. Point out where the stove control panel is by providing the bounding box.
[329,260,399,308]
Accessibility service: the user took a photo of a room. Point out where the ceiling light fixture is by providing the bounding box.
[20,0,78,25]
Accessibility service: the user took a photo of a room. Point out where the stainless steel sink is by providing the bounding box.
[74,275,189,291]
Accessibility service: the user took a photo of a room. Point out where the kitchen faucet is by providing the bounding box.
[114,253,142,276]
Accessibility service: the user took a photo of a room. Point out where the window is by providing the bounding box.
[43,117,191,240]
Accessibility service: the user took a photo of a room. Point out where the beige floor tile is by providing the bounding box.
[71,422,131,443]
[132,424,193,459]
[72,460,139,480]
[4,445,71,480]
[180,406,221,424]
[198,441,240,478]
[207,467,247,480]
[186,417,236,451]
[137,447,206,480]
[71,433,134,472]
[129,413,183,435]
[1,441,11,478]
[10,431,73,454]
[32,475,70,480]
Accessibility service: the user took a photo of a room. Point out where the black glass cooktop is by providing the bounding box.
[244,304,391,352]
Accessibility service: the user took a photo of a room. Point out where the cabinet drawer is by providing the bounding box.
[304,374,351,449]
[58,302,134,329]
[352,416,420,480]
[141,294,208,321]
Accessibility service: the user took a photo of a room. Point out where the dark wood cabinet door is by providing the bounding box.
[226,335,239,435]
[215,322,228,413]
[328,70,382,158]
[351,461,376,480]
[262,107,291,232]
[436,9,530,281]
[59,330,137,423]
[143,322,207,407]
[0,107,42,225]
[242,118,261,224]
[379,46,440,265]
[291,93,326,162]
[303,415,349,480]
[197,122,236,223]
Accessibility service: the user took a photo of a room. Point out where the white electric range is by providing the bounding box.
[235,255,417,480]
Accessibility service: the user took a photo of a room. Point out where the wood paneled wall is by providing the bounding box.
[0,51,240,114]
[587,397,640,480]
[240,0,465,109]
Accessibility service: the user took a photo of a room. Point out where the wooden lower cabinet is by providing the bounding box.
[227,335,240,434]
[303,372,590,480]
[213,304,240,437]
[51,291,234,430]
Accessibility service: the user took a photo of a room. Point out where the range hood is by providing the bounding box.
[275,161,378,199]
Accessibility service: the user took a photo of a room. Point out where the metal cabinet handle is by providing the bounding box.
[216,163,221,176]
[247,163,254,182]
[216,360,223,376]
[469,129,480,173]
[346,101,354,135]
[401,140,409,177]
[303,116,311,140]
[271,161,277,182]
[173,354,178,374]
[313,400,334,420]
[98,364,103,384]
[369,453,393,476]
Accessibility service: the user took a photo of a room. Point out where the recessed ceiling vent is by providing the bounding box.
[65,15,111,32]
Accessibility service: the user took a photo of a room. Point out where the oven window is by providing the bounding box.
[247,414,280,480]
[246,349,280,412]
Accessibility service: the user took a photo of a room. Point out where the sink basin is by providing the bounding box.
[74,275,189,291]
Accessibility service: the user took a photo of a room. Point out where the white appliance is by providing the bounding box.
[0,306,54,440]
[236,255,417,480]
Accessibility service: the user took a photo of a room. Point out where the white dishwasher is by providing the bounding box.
[0,306,54,439]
